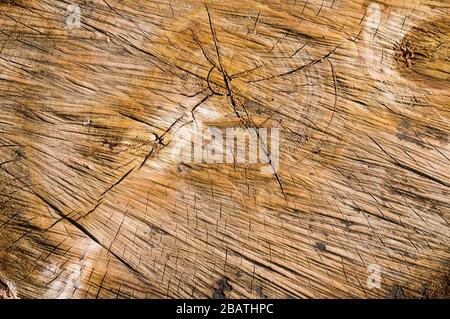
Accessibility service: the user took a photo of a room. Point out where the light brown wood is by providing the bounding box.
[0,0,449,298]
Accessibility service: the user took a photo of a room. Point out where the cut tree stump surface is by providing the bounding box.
[0,0,449,298]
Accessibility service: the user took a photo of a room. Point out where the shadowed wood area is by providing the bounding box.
[0,0,449,299]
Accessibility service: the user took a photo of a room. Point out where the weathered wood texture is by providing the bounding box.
[0,0,449,298]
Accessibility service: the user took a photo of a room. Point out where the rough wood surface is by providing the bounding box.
[0,0,449,299]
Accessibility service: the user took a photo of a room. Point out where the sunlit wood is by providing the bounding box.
[0,0,449,298]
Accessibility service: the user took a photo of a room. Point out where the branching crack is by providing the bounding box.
[248,43,341,83]
[34,192,149,281]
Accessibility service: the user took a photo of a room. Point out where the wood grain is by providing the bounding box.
[0,0,449,298]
